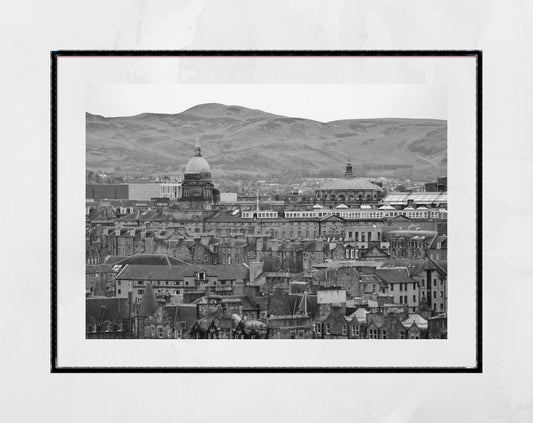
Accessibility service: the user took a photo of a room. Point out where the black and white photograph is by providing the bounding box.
[5,1,533,421]
[52,52,480,370]
[84,83,450,342]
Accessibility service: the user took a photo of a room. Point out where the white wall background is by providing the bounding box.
[1,0,532,421]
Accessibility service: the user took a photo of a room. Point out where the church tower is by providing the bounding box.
[344,160,354,178]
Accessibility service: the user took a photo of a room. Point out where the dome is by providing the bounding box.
[184,143,210,174]
[185,156,210,174]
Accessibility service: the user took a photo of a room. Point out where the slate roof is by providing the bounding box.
[86,264,115,274]
[319,178,384,191]
[86,297,129,324]
[375,268,417,284]
[382,192,448,205]
[402,313,428,329]
[117,264,249,281]
[117,210,163,222]
[107,254,188,266]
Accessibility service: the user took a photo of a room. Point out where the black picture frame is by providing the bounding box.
[51,50,482,373]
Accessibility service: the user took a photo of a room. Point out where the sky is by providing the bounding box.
[86,84,447,122]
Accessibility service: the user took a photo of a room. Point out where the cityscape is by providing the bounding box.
[86,103,447,340]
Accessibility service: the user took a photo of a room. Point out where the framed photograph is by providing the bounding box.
[52,50,481,372]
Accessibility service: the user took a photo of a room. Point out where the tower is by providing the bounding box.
[344,160,354,178]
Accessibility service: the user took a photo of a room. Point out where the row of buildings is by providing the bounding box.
[86,143,448,340]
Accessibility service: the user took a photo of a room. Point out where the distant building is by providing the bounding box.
[86,297,131,339]
[86,184,128,200]
[314,161,384,206]
[179,143,219,208]
[115,264,250,303]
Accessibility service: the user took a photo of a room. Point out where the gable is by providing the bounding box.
[362,247,389,258]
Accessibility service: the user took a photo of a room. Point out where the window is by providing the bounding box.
[440,291,444,298]
[158,328,163,338]
[369,329,378,339]
[440,303,444,310]
[117,289,121,295]
[404,295,408,304]
[433,279,437,287]
[316,324,321,334]
[382,330,387,339]
[138,289,144,295]
[117,281,121,286]
[390,284,394,291]
[325,324,330,335]
[165,281,169,286]
[433,291,436,299]
[351,326,356,336]
[117,323,123,332]
[197,272,206,280]
[400,331,405,339]
[104,322,110,332]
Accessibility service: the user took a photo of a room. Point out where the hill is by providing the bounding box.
[86,103,447,180]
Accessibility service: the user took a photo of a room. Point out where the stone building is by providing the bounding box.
[86,264,116,297]
[315,305,349,339]
[178,143,219,209]
[86,297,131,339]
[314,161,384,206]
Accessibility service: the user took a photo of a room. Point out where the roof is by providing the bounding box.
[139,283,158,316]
[402,314,428,329]
[103,255,128,265]
[382,192,447,205]
[319,178,384,191]
[185,155,210,174]
[86,297,129,324]
[107,254,188,266]
[117,264,249,281]
[360,274,382,283]
[375,268,417,284]
[117,210,163,222]
[86,264,115,274]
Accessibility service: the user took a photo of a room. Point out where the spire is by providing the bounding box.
[139,282,157,316]
[194,141,201,157]
[344,159,354,178]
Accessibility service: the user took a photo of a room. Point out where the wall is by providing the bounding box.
[128,184,162,201]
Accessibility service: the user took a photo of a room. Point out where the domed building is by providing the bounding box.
[314,161,384,206]
[179,143,219,208]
